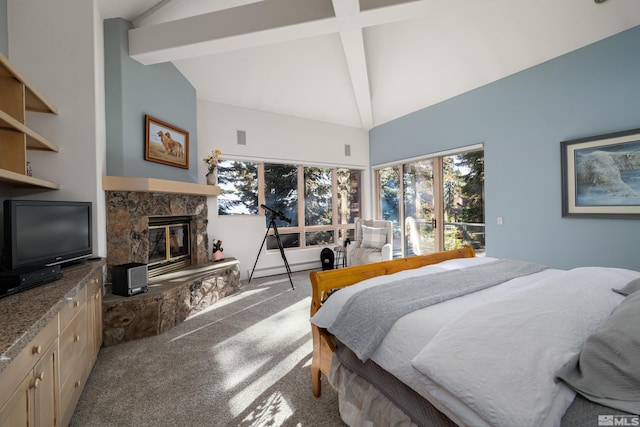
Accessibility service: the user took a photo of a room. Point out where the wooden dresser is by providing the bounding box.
[0,260,104,426]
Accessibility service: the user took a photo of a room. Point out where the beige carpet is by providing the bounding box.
[71,270,345,427]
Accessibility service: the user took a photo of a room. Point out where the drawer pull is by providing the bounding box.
[75,380,81,388]
[30,373,44,389]
[74,335,80,342]
[32,345,42,355]
[73,300,79,308]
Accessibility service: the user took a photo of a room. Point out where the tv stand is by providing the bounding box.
[0,259,105,426]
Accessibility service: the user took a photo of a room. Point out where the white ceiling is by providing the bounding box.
[99,0,640,130]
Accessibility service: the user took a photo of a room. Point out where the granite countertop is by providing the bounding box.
[0,259,105,374]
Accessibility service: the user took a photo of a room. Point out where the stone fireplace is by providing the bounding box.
[101,177,241,346]
[105,190,209,277]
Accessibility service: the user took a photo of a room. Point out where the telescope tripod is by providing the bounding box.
[248,215,294,290]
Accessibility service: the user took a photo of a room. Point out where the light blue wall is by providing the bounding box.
[0,0,6,56]
[370,25,640,271]
[104,18,198,182]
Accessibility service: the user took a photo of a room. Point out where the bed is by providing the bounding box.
[309,247,640,426]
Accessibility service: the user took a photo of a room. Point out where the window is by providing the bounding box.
[442,151,485,252]
[304,166,334,246]
[217,160,258,215]
[375,147,484,257]
[336,168,361,242]
[218,161,363,250]
[264,163,299,226]
[377,166,401,256]
[304,167,332,226]
[264,163,300,249]
[403,159,435,256]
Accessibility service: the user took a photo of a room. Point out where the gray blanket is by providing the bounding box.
[328,259,548,361]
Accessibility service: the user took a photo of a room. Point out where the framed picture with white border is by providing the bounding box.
[561,128,640,218]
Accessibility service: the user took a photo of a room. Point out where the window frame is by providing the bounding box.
[218,159,364,250]
[373,144,484,257]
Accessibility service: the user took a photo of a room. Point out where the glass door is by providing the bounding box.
[376,166,402,257]
[442,151,485,254]
[403,159,437,256]
[375,147,484,257]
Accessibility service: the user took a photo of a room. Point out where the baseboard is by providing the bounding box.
[248,260,321,279]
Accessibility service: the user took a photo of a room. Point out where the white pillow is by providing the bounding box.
[612,277,640,296]
[361,225,387,249]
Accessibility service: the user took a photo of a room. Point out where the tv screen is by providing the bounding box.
[3,200,92,270]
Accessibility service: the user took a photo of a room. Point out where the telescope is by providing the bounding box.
[260,204,292,224]
[249,204,295,289]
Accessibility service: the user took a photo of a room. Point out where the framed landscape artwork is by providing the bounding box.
[561,128,640,218]
[145,115,189,169]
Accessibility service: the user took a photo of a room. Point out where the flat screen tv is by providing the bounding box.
[3,200,93,271]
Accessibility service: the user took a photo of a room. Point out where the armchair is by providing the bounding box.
[347,218,393,266]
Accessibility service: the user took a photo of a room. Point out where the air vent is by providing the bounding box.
[237,130,246,145]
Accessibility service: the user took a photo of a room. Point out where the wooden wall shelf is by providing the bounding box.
[0,169,60,189]
[0,53,59,190]
[0,110,59,151]
[0,54,58,114]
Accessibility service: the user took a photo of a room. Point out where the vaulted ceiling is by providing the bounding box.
[99,0,640,130]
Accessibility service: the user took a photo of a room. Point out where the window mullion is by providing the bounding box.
[257,163,265,212]
[398,164,407,257]
[373,169,380,219]
[332,169,338,226]
[433,156,444,252]
[298,166,305,246]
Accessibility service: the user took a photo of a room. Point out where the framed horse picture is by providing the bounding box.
[144,115,190,169]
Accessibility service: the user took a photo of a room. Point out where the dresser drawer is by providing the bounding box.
[0,317,57,405]
[87,271,103,293]
[59,305,88,384]
[59,287,87,331]
[58,353,88,427]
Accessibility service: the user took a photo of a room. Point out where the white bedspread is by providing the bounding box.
[411,267,634,427]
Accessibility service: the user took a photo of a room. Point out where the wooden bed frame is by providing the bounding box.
[309,246,476,397]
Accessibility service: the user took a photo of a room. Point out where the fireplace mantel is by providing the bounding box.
[102,176,220,196]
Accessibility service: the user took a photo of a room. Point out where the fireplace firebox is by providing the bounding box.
[148,216,192,277]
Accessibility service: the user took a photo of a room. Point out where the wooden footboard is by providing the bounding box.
[309,246,475,397]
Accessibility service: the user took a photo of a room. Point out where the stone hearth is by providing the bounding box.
[102,258,240,346]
